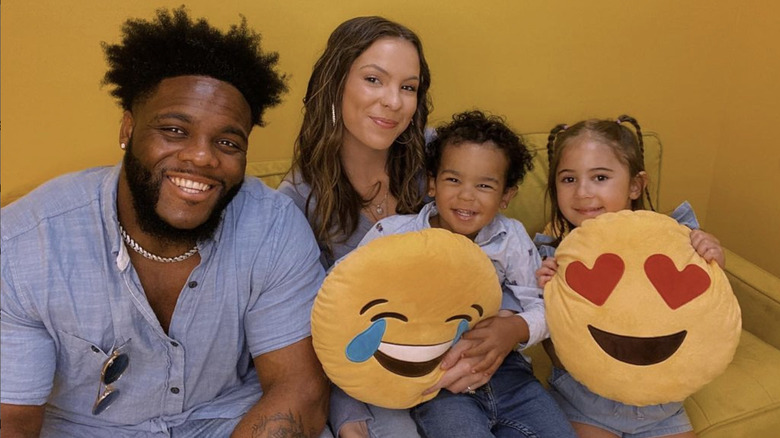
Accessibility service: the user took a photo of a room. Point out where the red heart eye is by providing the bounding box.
[644,254,711,309]
[565,253,625,306]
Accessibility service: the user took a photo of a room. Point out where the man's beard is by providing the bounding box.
[122,139,243,245]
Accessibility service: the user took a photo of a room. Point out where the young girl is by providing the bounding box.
[536,115,724,438]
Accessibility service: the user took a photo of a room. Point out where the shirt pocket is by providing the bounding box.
[50,330,111,414]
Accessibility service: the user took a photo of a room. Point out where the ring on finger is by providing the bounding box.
[466,385,476,394]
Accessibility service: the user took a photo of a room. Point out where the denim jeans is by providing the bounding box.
[412,352,576,438]
[365,404,421,438]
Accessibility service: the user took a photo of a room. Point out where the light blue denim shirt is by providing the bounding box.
[1,164,325,435]
[278,170,373,270]
[361,202,548,349]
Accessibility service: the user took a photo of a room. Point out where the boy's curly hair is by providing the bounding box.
[426,110,534,189]
[101,6,287,126]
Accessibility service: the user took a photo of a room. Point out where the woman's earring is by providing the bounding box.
[120,143,126,150]
[331,104,336,127]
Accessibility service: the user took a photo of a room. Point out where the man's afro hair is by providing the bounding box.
[102,6,288,126]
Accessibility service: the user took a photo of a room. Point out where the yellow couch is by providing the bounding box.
[249,131,780,438]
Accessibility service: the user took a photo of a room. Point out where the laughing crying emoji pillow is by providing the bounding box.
[312,228,502,409]
[545,210,741,406]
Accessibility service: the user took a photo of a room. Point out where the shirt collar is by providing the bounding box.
[474,213,507,246]
[99,163,129,270]
[422,201,506,246]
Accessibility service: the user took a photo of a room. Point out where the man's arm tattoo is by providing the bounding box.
[250,411,315,438]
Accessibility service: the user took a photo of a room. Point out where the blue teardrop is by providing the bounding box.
[345,319,386,362]
[452,319,469,345]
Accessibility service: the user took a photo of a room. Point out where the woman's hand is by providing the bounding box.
[423,314,528,395]
[422,339,490,395]
[535,257,558,288]
[339,421,369,438]
[690,229,725,268]
[459,315,527,374]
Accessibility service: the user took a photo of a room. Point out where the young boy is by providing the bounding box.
[359,110,575,438]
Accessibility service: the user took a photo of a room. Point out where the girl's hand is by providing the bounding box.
[535,257,559,288]
[690,229,725,268]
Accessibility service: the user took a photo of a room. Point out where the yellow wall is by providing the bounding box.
[2,1,779,276]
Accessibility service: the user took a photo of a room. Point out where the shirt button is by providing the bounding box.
[188,281,198,288]
[170,341,179,347]
[171,387,180,394]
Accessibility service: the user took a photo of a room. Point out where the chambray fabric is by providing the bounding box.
[669,201,700,230]
[1,164,324,436]
[278,170,373,270]
[361,202,548,349]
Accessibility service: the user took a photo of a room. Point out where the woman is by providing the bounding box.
[280,16,504,438]
[279,16,428,437]
[280,16,429,269]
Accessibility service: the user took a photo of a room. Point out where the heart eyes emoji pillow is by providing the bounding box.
[312,228,502,409]
[545,210,741,406]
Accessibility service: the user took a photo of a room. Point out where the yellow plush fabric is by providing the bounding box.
[545,210,742,406]
[311,228,502,409]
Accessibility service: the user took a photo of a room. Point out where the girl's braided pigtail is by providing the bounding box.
[617,115,656,211]
[546,123,568,167]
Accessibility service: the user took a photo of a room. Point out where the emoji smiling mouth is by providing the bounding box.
[588,325,687,366]
[374,340,451,377]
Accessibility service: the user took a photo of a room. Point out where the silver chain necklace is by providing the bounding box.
[119,225,198,263]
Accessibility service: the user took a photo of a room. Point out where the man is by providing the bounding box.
[1,7,329,437]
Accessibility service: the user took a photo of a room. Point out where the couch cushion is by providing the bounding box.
[684,329,780,437]
[246,159,290,189]
[724,249,780,350]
